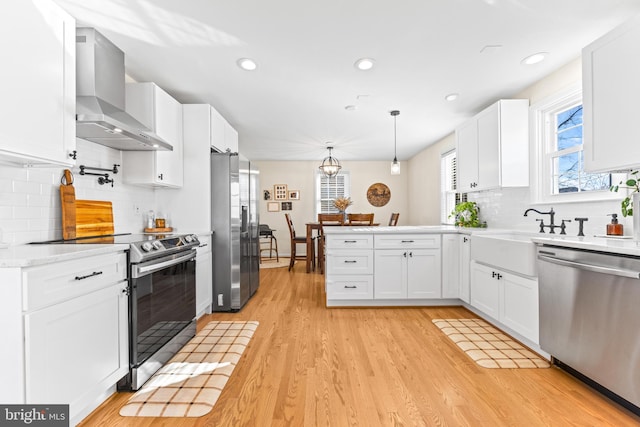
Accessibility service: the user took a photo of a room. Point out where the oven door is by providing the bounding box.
[127,249,197,389]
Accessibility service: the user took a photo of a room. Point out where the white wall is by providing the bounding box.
[407,57,633,236]
[254,160,408,256]
[0,139,156,245]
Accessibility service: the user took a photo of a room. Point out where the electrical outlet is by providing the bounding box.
[218,294,224,306]
[133,204,141,215]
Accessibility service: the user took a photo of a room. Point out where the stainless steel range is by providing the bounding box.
[33,233,200,390]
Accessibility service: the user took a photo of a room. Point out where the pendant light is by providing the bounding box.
[390,110,401,175]
[319,146,342,177]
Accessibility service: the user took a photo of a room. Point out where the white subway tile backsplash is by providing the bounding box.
[12,180,42,195]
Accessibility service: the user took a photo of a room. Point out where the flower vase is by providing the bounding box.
[634,192,640,241]
[340,210,348,223]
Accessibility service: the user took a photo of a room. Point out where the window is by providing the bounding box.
[531,85,620,203]
[441,150,466,224]
[316,171,350,216]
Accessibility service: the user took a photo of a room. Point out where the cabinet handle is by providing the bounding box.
[75,271,103,281]
[409,252,413,257]
[344,240,357,243]
[199,243,208,247]
[463,236,468,242]
[344,260,357,263]
[491,271,502,280]
[403,252,407,257]
[158,173,164,180]
[122,286,130,296]
[344,285,357,289]
[401,240,414,243]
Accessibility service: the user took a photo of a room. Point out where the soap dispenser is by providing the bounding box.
[607,213,624,236]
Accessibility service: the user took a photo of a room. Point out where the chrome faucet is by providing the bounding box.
[524,207,558,233]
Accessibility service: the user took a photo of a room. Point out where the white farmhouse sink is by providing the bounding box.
[470,233,538,277]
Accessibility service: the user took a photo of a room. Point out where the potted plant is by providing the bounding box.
[610,170,640,240]
[449,201,483,228]
[333,197,353,221]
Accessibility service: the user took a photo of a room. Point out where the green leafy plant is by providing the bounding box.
[610,171,640,217]
[449,201,482,227]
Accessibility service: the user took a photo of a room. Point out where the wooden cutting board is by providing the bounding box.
[75,200,114,238]
[60,169,76,240]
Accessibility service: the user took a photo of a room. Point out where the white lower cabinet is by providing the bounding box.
[470,261,539,343]
[374,235,442,300]
[325,234,374,303]
[196,234,213,317]
[459,235,471,303]
[441,234,460,298]
[0,251,128,425]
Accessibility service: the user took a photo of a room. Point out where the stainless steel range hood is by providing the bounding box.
[75,28,172,151]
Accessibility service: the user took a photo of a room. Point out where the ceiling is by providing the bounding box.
[55,0,640,162]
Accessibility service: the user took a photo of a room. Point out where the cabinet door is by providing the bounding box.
[407,249,442,299]
[501,273,539,344]
[326,250,373,275]
[225,121,239,153]
[0,0,75,166]
[476,103,500,190]
[455,119,478,192]
[459,235,471,303]
[470,262,500,319]
[441,234,459,298]
[155,87,184,186]
[24,282,128,418]
[210,107,227,151]
[583,15,640,172]
[374,250,407,299]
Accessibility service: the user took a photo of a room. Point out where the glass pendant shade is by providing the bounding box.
[391,158,401,175]
[319,146,342,177]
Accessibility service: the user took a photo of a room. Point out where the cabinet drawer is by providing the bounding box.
[326,275,373,300]
[326,250,373,275]
[374,234,441,249]
[23,252,127,311]
[326,234,373,249]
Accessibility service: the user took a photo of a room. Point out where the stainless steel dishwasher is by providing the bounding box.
[537,245,640,413]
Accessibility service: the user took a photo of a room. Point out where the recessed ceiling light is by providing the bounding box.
[237,58,257,71]
[445,93,459,102]
[521,52,548,65]
[354,58,375,71]
[344,105,357,111]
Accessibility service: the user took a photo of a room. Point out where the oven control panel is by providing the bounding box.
[130,234,200,263]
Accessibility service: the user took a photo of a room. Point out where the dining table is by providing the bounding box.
[304,221,379,273]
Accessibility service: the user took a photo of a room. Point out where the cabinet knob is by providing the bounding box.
[158,173,164,180]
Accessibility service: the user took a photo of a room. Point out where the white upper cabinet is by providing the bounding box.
[583,15,640,172]
[210,107,239,153]
[0,0,76,166]
[123,82,183,187]
[456,99,529,192]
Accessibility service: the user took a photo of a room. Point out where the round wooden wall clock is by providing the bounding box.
[366,183,391,207]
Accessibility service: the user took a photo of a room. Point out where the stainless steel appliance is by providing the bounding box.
[537,245,640,413]
[75,28,172,151]
[211,151,260,311]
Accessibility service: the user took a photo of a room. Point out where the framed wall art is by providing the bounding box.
[263,189,271,200]
[267,202,280,212]
[288,190,300,200]
[274,184,288,200]
[281,202,292,211]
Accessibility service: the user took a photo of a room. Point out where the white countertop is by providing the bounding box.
[0,244,129,268]
[322,225,463,234]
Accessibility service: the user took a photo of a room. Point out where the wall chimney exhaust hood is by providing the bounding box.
[75,28,172,151]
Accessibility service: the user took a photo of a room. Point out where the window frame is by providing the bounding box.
[530,84,623,204]
[315,171,351,217]
[440,149,466,224]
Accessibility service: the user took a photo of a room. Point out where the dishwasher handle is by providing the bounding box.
[538,254,640,279]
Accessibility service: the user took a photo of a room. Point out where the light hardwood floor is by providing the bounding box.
[80,263,640,426]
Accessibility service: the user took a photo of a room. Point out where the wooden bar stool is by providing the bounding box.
[285,213,314,272]
[317,213,344,274]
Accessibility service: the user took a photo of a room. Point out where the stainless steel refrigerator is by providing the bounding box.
[211,151,260,311]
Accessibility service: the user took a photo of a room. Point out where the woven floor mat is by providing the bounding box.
[432,318,549,369]
[120,320,259,417]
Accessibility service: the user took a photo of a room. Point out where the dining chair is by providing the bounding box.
[389,212,400,226]
[317,213,345,274]
[258,224,278,262]
[347,213,375,225]
[284,213,314,272]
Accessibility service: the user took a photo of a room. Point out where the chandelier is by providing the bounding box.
[390,110,401,175]
[319,146,342,177]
